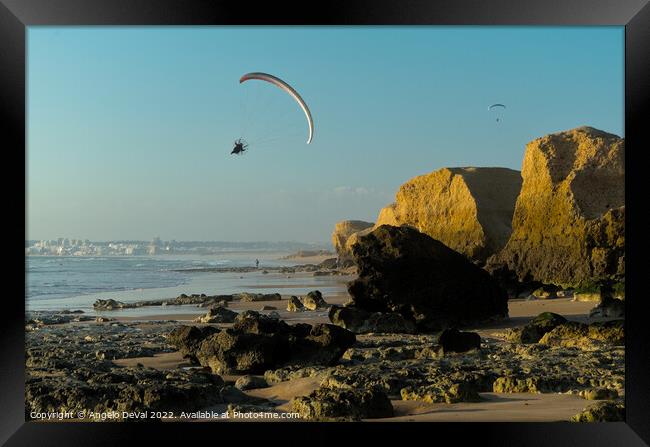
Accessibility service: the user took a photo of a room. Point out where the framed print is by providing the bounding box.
[2,0,649,445]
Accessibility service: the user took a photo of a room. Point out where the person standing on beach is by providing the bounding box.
[255,259,259,269]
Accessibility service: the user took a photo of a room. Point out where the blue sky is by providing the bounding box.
[27,26,624,243]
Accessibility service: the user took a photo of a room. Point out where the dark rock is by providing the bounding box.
[237,293,282,302]
[347,225,508,331]
[506,312,568,344]
[287,296,304,312]
[579,388,618,400]
[26,366,229,419]
[233,310,293,335]
[539,320,624,348]
[571,401,625,422]
[194,306,238,324]
[291,386,393,421]
[589,298,624,319]
[196,330,281,374]
[234,375,269,391]
[302,290,328,310]
[438,328,481,353]
[174,313,356,375]
[483,258,541,299]
[318,258,338,269]
[401,381,481,403]
[588,320,624,344]
[167,325,220,361]
[93,299,137,310]
[328,305,416,334]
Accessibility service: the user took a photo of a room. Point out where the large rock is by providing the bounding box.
[93,299,136,310]
[331,220,374,259]
[505,312,568,344]
[328,305,416,334]
[571,401,625,422]
[539,320,624,348]
[167,325,220,361]
[437,328,481,353]
[237,293,282,302]
[589,298,625,319]
[193,306,238,324]
[286,296,304,312]
[26,366,230,418]
[169,312,355,374]
[347,225,508,332]
[302,290,328,310]
[234,375,269,391]
[374,167,522,262]
[291,386,393,421]
[494,127,624,287]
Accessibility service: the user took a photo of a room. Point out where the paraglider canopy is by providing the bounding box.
[488,104,506,122]
[239,72,314,144]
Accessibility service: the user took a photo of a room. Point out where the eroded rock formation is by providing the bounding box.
[493,126,624,287]
[331,220,374,259]
[374,167,522,262]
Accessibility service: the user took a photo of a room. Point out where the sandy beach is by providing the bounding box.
[88,270,612,423]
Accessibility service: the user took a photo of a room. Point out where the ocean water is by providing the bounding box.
[27,253,282,307]
[25,253,346,314]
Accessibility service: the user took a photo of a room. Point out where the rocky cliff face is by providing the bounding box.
[331,220,374,258]
[375,167,522,262]
[493,126,624,287]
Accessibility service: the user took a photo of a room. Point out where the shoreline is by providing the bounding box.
[26,257,345,316]
[26,265,623,423]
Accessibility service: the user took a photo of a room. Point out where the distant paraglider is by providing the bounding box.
[239,72,314,144]
[488,103,506,122]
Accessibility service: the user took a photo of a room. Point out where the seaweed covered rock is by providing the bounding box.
[167,325,220,360]
[571,401,625,422]
[505,312,568,344]
[328,305,417,334]
[494,127,625,287]
[347,225,508,331]
[93,299,136,310]
[538,320,624,348]
[401,381,481,404]
[287,296,305,312]
[291,386,393,421]
[194,306,238,324]
[237,293,282,302]
[26,367,228,419]
[234,375,269,391]
[302,290,328,310]
[170,312,356,374]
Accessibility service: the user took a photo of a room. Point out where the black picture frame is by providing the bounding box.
[2,0,648,445]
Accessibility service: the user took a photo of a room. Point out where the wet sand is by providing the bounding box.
[113,351,191,369]
[383,392,594,422]
[111,282,603,422]
[277,254,334,265]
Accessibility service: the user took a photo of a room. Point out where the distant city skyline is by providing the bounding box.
[27,27,624,242]
[25,236,329,256]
